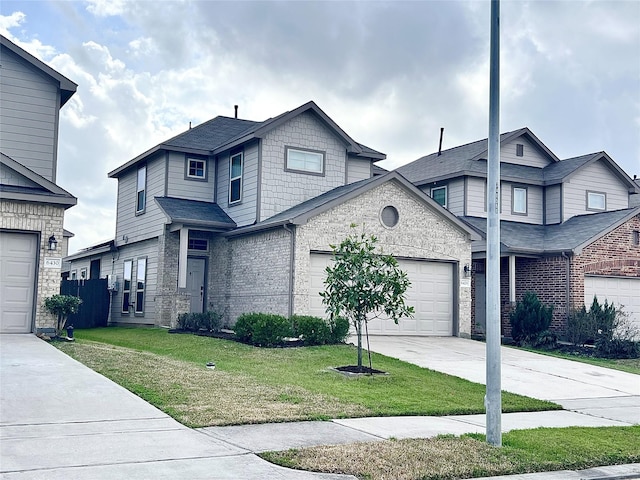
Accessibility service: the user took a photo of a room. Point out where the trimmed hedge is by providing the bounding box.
[177,311,222,332]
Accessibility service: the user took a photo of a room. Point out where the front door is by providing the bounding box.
[186,257,206,313]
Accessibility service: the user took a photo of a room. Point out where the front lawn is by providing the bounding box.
[263,426,640,480]
[55,327,559,427]
[514,346,640,375]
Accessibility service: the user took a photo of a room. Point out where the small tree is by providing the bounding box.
[43,294,82,337]
[320,227,414,371]
[509,291,553,345]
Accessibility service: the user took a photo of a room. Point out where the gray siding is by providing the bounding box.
[109,239,158,325]
[466,177,486,217]
[115,153,166,245]
[166,152,215,201]
[217,140,259,226]
[546,184,562,224]
[500,182,543,224]
[347,156,371,183]
[501,137,552,168]
[447,178,465,215]
[0,163,40,187]
[259,111,347,221]
[0,47,59,182]
[563,159,629,221]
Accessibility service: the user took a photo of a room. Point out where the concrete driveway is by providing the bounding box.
[365,336,640,424]
[0,334,354,480]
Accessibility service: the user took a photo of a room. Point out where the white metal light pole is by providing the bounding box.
[486,0,502,447]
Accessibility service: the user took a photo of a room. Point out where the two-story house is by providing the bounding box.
[397,128,640,335]
[67,101,478,337]
[0,35,77,334]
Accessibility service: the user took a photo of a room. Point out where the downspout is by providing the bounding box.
[561,251,570,322]
[283,224,295,317]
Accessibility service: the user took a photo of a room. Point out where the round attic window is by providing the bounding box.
[380,205,399,228]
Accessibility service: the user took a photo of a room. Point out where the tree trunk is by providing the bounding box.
[356,316,363,369]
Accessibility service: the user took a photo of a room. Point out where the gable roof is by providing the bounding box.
[108,101,385,178]
[462,207,640,255]
[155,197,236,231]
[226,171,479,239]
[1,35,77,106]
[0,153,77,208]
[397,127,559,186]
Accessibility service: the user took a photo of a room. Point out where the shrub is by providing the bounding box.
[177,311,222,332]
[509,292,554,345]
[43,294,82,337]
[291,315,331,345]
[329,316,350,343]
[233,313,293,347]
[567,306,596,346]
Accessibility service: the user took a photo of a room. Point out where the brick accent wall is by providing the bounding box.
[1,200,65,332]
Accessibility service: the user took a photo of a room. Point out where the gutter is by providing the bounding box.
[283,224,295,317]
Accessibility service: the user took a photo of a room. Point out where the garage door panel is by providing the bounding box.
[584,276,640,332]
[309,254,454,336]
[1,232,37,333]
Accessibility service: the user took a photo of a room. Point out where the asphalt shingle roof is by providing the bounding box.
[462,207,639,254]
[163,117,263,151]
[155,197,236,228]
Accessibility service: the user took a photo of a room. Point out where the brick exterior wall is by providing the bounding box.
[470,213,640,338]
[1,200,65,332]
[295,180,473,336]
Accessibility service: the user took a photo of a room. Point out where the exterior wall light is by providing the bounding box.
[48,235,58,251]
[463,264,471,278]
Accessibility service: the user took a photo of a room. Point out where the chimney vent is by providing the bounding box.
[234,105,238,119]
[438,127,444,156]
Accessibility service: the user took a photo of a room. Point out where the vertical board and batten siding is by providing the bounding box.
[0,47,59,182]
[346,157,372,184]
[466,177,487,217]
[546,184,562,224]
[166,152,215,201]
[259,111,347,221]
[0,163,40,188]
[500,137,553,168]
[115,153,166,245]
[562,159,630,221]
[109,239,158,325]
[217,141,259,227]
[500,183,543,224]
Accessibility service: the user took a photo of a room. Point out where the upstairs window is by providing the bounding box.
[187,158,206,180]
[512,186,527,214]
[587,191,606,211]
[136,165,146,214]
[229,151,243,204]
[286,147,324,175]
[122,260,132,313]
[188,238,208,251]
[135,258,146,315]
[431,186,447,208]
[516,144,524,157]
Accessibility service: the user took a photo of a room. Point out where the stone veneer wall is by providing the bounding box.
[1,200,65,332]
[294,180,473,336]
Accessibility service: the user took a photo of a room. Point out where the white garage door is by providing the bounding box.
[0,232,38,333]
[309,254,454,336]
[584,276,640,331]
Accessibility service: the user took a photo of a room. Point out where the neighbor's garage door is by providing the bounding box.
[0,232,38,333]
[584,275,640,331]
[309,254,454,336]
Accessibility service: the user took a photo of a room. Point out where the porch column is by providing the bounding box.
[509,254,516,303]
[178,227,188,289]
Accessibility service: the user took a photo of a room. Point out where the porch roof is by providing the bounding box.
[155,197,236,230]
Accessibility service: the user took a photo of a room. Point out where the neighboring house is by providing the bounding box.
[0,35,77,334]
[67,101,477,336]
[397,128,640,335]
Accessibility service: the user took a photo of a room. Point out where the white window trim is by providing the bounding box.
[71,270,77,280]
[512,186,527,215]
[136,165,146,214]
[135,257,146,315]
[80,267,87,279]
[285,147,325,175]
[122,260,132,314]
[586,191,606,211]
[186,157,207,180]
[229,152,243,204]
[431,185,447,208]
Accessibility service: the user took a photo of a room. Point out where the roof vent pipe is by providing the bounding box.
[438,127,444,156]
[234,105,238,119]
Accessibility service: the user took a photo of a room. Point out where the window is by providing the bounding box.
[380,205,399,228]
[285,147,324,175]
[512,186,527,214]
[187,158,206,180]
[229,152,243,204]
[136,165,146,213]
[587,191,606,211]
[122,260,132,313]
[80,268,87,279]
[71,270,77,280]
[633,230,640,246]
[188,238,208,251]
[516,144,524,157]
[431,186,447,208]
[135,258,146,314]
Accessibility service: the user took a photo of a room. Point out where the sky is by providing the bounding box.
[1,0,639,254]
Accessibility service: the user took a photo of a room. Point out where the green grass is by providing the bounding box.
[263,426,640,480]
[514,346,640,375]
[57,327,559,426]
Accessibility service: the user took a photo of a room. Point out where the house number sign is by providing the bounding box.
[44,257,62,269]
